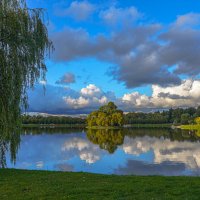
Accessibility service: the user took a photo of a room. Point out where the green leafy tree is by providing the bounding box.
[0,0,53,136]
[87,102,124,127]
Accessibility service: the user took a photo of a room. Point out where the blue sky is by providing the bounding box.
[26,0,200,114]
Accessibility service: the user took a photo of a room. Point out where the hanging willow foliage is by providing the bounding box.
[0,0,53,132]
[0,0,53,166]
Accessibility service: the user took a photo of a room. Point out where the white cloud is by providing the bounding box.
[39,80,47,85]
[81,84,101,97]
[28,84,78,114]
[52,12,200,88]
[122,79,200,109]
[175,13,200,28]
[99,6,141,26]
[63,84,109,109]
[64,96,90,109]
[122,92,150,107]
[36,161,44,168]
[28,79,200,114]
[151,79,200,108]
[57,1,95,21]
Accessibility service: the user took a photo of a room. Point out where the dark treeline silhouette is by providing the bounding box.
[22,115,86,125]
[124,107,200,125]
[22,106,200,126]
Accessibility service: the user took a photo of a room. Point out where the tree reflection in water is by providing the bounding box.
[87,128,200,154]
[194,129,200,138]
[0,129,20,168]
[87,129,125,153]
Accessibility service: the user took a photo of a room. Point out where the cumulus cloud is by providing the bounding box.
[51,27,91,61]
[55,1,95,21]
[122,92,151,107]
[56,73,76,85]
[151,79,200,108]
[27,84,79,114]
[157,93,190,100]
[65,96,90,109]
[63,84,109,109]
[28,79,200,114]
[28,83,112,114]
[122,79,200,109]
[174,13,200,28]
[51,12,200,88]
[99,6,141,26]
[80,84,102,97]
[158,16,200,76]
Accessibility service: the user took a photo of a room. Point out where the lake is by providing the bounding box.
[3,127,200,176]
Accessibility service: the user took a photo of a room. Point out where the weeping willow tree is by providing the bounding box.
[0,0,53,167]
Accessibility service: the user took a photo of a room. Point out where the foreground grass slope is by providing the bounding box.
[1,169,200,199]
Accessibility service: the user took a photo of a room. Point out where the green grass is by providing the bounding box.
[180,124,200,130]
[1,169,200,200]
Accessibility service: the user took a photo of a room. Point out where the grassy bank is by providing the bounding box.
[180,124,200,130]
[125,124,172,128]
[1,169,200,199]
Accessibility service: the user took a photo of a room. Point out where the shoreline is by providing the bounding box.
[22,124,86,128]
[22,124,173,129]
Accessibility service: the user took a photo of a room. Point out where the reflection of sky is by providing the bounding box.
[6,131,200,176]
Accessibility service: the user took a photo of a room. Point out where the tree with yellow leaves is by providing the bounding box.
[195,117,200,125]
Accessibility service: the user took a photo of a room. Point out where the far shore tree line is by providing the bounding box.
[22,103,200,126]
[125,107,200,125]
[22,115,85,125]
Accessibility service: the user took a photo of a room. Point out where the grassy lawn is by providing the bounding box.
[1,169,200,199]
[125,124,172,128]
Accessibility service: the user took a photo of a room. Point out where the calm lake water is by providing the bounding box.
[4,128,200,176]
